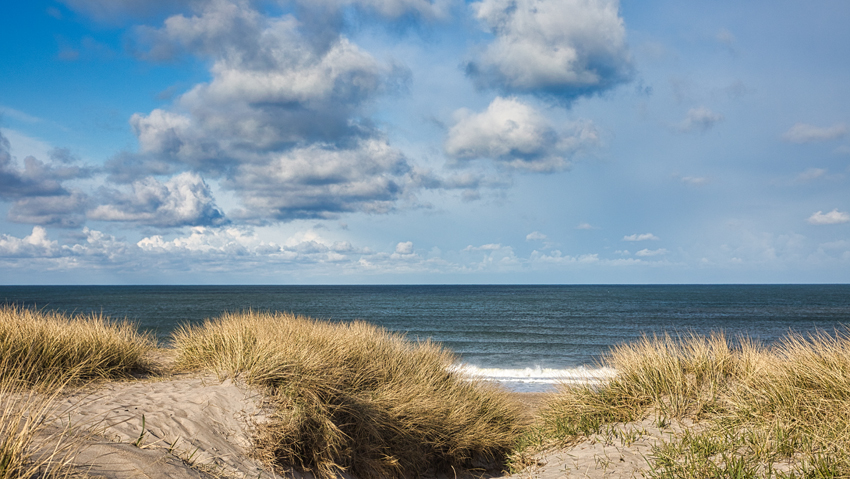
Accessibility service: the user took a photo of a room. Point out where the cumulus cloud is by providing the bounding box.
[89,172,227,227]
[782,123,848,143]
[8,192,89,228]
[395,241,414,254]
[526,231,547,241]
[623,233,659,241]
[0,226,60,257]
[466,0,632,101]
[131,5,390,157]
[0,130,91,227]
[137,226,361,265]
[118,0,422,222]
[677,107,724,133]
[138,227,276,254]
[224,139,410,221]
[104,152,178,184]
[1,132,68,199]
[445,97,599,172]
[808,209,850,225]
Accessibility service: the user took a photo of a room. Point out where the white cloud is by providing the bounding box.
[89,172,226,227]
[467,0,632,100]
[395,241,414,254]
[131,10,388,159]
[808,209,850,225]
[529,250,599,265]
[576,222,597,230]
[623,233,659,241]
[526,231,547,241]
[136,227,360,264]
[0,227,60,257]
[8,192,89,228]
[635,248,667,257]
[225,138,410,221]
[0,130,92,227]
[138,227,276,254]
[783,123,847,143]
[123,1,418,222]
[445,97,598,172]
[677,107,724,133]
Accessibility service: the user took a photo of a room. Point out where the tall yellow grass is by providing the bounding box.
[0,305,155,387]
[538,330,850,477]
[0,306,156,478]
[172,310,524,479]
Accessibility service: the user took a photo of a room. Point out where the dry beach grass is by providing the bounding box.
[0,305,155,478]
[172,310,525,479]
[4,305,850,478]
[519,331,850,478]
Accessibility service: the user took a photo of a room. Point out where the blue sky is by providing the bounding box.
[1,0,849,284]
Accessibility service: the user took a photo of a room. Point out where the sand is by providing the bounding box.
[42,374,279,479]
[32,376,683,479]
[501,416,692,479]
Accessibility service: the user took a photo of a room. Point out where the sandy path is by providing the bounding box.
[36,380,691,479]
[48,375,277,479]
[501,417,686,479]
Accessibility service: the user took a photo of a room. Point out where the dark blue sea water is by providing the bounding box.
[2,285,849,391]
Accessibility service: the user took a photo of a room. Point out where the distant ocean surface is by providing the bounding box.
[2,285,849,392]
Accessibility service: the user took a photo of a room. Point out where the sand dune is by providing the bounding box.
[34,374,683,479]
[46,375,278,479]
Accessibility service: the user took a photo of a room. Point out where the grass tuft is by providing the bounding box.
[172,310,524,479]
[0,306,155,479]
[536,329,850,477]
[0,305,155,388]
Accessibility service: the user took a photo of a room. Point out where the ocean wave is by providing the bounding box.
[448,364,616,392]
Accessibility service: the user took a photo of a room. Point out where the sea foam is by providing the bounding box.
[449,364,616,392]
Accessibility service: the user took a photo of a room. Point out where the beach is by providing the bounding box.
[5,295,850,478]
[38,368,667,479]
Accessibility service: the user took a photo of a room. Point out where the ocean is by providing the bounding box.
[2,285,849,391]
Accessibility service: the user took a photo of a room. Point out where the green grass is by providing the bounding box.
[172,310,524,479]
[532,330,850,478]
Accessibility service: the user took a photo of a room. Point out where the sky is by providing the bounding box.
[1,0,849,285]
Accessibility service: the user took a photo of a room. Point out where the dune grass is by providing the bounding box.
[0,363,76,479]
[0,305,156,479]
[172,310,524,479]
[0,305,155,388]
[532,330,850,478]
